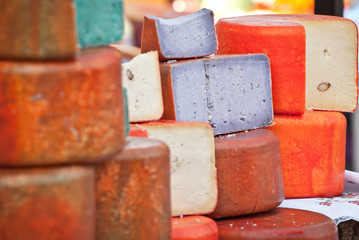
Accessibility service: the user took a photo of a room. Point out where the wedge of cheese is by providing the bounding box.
[141,121,217,216]
[0,47,125,166]
[160,54,273,135]
[0,166,95,240]
[95,137,171,240]
[141,8,217,61]
[172,216,218,240]
[209,129,284,218]
[216,208,338,240]
[216,17,306,115]
[266,111,346,198]
[129,124,148,137]
[229,14,358,112]
[122,51,164,122]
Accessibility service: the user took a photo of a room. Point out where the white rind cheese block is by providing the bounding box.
[122,51,164,122]
[240,14,358,112]
[141,121,217,216]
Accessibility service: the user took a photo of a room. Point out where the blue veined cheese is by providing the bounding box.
[160,54,273,135]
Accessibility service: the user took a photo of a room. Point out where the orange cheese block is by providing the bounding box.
[0,166,95,240]
[216,208,338,240]
[209,129,284,218]
[172,216,218,240]
[95,137,171,240]
[0,0,77,60]
[216,17,306,115]
[129,124,148,137]
[266,111,346,198]
[0,47,125,167]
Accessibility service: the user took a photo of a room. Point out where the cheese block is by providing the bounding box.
[0,166,95,240]
[266,111,346,198]
[216,208,338,240]
[0,47,125,166]
[95,137,171,240]
[216,17,306,115]
[75,0,124,48]
[0,0,124,60]
[160,55,273,131]
[160,54,273,135]
[141,8,217,61]
[209,129,284,219]
[172,216,218,240]
[122,51,164,122]
[141,121,217,216]
[235,14,358,112]
[0,0,77,60]
[129,124,148,137]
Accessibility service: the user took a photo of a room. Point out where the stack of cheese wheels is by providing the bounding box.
[0,1,173,240]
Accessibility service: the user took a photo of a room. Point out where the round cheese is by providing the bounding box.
[172,216,218,240]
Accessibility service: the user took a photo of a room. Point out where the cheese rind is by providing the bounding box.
[216,17,306,115]
[0,0,77,60]
[160,54,273,135]
[141,121,217,216]
[216,208,338,240]
[122,51,164,122]
[209,129,284,218]
[172,216,218,240]
[266,111,346,198]
[0,166,95,240]
[141,8,217,61]
[0,48,125,166]
[95,137,171,240]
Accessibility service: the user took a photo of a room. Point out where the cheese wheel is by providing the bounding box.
[172,216,218,240]
[141,8,217,61]
[209,129,284,218]
[216,17,306,115]
[216,208,338,240]
[0,0,77,60]
[122,51,164,122]
[0,0,124,60]
[160,54,273,135]
[220,14,358,112]
[95,137,171,240]
[141,121,217,216]
[0,47,125,166]
[266,111,346,198]
[0,166,95,240]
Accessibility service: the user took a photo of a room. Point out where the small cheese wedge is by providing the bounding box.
[266,111,346,198]
[216,17,306,115]
[129,124,148,137]
[216,208,338,240]
[209,129,284,218]
[0,48,125,166]
[141,121,217,216]
[172,216,218,240]
[0,166,95,240]
[95,137,171,240]
[237,14,358,112]
[122,51,164,122]
[141,8,217,61]
[160,54,273,135]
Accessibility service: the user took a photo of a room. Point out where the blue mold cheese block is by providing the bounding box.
[141,8,217,61]
[160,54,273,135]
[75,0,124,48]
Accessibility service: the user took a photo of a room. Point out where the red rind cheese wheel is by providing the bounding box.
[95,137,171,240]
[216,17,306,115]
[266,111,346,198]
[172,216,218,240]
[216,208,338,240]
[0,166,95,240]
[0,47,125,166]
[209,129,284,218]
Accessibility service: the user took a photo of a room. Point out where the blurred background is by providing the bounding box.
[121,0,359,171]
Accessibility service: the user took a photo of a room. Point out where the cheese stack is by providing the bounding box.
[0,2,133,240]
[216,14,358,199]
